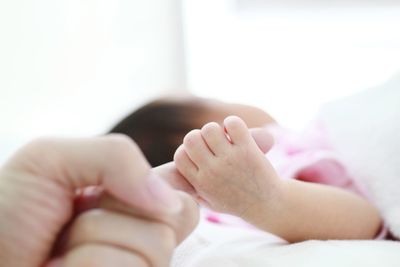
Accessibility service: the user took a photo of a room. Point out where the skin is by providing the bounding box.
[0,135,199,267]
[155,127,275,200]
[174,116,382,242]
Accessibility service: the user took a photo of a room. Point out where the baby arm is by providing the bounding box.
[174,116,382,242]
[251,179,382,242]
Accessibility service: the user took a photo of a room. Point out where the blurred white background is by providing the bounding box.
[1,0,400,163]
[184,0,400,127]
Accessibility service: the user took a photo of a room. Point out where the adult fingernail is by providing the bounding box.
[147,173,183,214]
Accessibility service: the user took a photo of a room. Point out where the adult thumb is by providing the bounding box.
[6,135,182,214]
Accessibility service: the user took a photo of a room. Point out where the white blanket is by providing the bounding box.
[319,73,400,238]
[173,219,400,266]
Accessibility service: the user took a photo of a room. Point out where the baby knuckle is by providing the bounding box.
[173,145,185,161]
[183,129,201,147]
[224,116,244,130]
[201,122,220,135]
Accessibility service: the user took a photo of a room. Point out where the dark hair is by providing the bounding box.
[109,98,205,167]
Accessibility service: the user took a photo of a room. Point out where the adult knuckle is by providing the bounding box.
[23,137,58,154]
[26,137,52,148]
[105,133,136,148]
[103,134,141,157]
[13,137,62,171]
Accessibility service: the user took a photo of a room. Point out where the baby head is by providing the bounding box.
[109,95,275,167]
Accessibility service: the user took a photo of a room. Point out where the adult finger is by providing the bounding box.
[4,135,182,215]
[98,191,199,244]
[65,209,176,267]
[154,161,197,195]
[54,244,150,267]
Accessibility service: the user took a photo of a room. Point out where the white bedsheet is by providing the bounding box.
[319,73,400,238]
[172,219,400,267]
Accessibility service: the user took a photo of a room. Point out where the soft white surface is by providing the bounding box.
[191,240,400,267]
[173,219,400,267]
[320,73,400,238]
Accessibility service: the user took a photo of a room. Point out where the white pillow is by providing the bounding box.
[319,73,400,238]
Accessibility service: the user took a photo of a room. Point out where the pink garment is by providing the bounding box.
[264,123,369,197]
[203,123,387,239]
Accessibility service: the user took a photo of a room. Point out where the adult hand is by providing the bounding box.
[0,135,199,267]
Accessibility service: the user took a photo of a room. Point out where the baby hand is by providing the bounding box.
[174,116,281,220]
